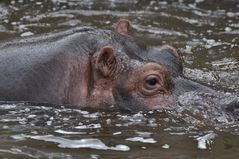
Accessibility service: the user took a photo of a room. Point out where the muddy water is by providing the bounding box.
[0,0,239,159]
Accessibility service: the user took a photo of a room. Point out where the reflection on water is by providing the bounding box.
[1,103,238,159]
[0,0,239,158]
[12,134,130,151]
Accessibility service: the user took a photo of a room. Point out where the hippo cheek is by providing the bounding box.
[133,93,175,111]
[144,94,175,110]
[112,89,174,112]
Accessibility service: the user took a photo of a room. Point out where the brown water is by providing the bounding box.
[0,0,239,159]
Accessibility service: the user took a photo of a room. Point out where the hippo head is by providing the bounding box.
[82,19,180,112]
[88,45,174,112]
[76,19,239,122]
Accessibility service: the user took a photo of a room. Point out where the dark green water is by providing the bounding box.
[0,0,239,158]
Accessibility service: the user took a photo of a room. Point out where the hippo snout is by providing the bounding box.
[225,98,239,118]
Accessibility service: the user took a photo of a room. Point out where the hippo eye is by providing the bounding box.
[144,75,160,90]
[146,78,158,86]
[137,74,165,96]
[140,74,166,96]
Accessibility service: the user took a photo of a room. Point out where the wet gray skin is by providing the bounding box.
[0,22,238,123]
[0,25,176,111]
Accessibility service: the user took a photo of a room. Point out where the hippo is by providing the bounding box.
[0,19,238,122]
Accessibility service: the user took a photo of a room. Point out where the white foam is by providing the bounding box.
[126,137,157,143]
[20,31,34,37]
[11,134,130,151]
[196,132,217,150]
[0,104,16,109]
[75,123,101,129]
[55,129,86,135]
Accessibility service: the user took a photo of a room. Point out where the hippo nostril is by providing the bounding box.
[225,98,239,114]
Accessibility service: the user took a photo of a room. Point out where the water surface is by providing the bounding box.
[0,0,239,158]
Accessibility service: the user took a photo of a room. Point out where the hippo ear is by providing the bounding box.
[95,46,119,78]
[115,19,134,36]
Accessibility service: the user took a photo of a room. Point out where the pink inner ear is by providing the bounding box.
[101,46,114,56]
[97,46,115,66]
[115,19,133,36]
[96,46,118,78]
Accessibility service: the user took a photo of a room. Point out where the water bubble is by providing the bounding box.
[11,22,17,25]
[227,12,236,17]
[162,144,170,149]
[0,104,16,110]
[105,21,110,24]
[113,131,122,135]
[135,131,153,138]
[75,123,101,129]
[27,114,36,119]
[126,137,157,143]
[225,27,232,32]
[46,121,52,126]
[10,1,16,5]
[90,154,100,159]
[195,0,204,3]
[106,118,111,124]
[36,2,42,5]
[55,129,86,135]
[20,32,34,37]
